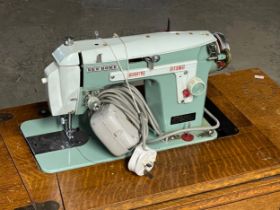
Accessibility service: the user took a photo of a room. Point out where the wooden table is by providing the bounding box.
[1,68,280,210]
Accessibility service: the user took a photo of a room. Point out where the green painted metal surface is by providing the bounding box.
[77,45,216,132]
[21,116,217,173]
[20,43,220,173]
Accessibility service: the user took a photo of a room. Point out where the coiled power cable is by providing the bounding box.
[97,84,220,146]
[97,84,161,150]
[99,34,220,147]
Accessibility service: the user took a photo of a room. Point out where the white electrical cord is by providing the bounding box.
[100,35,161,176]
[96,85,220,176]
[97,85,161,149]
[100,34,161,150]
[102,34,140,113]
[96,34,221,176]
[98,36,220,145]
[97,85,220,145]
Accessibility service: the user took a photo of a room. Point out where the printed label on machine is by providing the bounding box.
[110,61,197,104]
[109,61,197,81]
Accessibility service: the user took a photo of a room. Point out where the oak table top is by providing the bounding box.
[1,68,280,210]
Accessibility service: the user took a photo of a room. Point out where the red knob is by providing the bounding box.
[183,89,191,98]
[217,61,226,69]
[181,133,194,141]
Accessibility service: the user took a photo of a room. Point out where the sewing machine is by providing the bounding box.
[21,31,231,175]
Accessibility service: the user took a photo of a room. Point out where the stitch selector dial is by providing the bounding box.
[187,77,206,96]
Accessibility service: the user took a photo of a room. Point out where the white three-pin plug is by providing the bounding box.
[128,144,157,176]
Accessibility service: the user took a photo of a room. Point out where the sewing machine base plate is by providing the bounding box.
[20,97,238,173]
[20,118,217,173]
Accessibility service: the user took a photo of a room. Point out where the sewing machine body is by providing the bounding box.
[21,31,229,173]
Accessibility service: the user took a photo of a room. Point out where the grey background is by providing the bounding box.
[0,0,279,109]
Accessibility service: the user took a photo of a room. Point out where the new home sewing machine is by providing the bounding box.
[21,30,231,175]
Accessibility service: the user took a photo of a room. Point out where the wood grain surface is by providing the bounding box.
[209,69,280,150]
[1,68,280,210]
[209,189,280,210]
[0,134,30,210]
[138,175,280,210]
[0,103,64,209]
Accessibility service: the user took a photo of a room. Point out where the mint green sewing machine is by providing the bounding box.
[21,31,231,174]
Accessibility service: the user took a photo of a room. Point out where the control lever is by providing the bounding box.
[144,55,160,70]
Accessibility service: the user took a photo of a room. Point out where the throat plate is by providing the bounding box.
[26,129,89,155]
